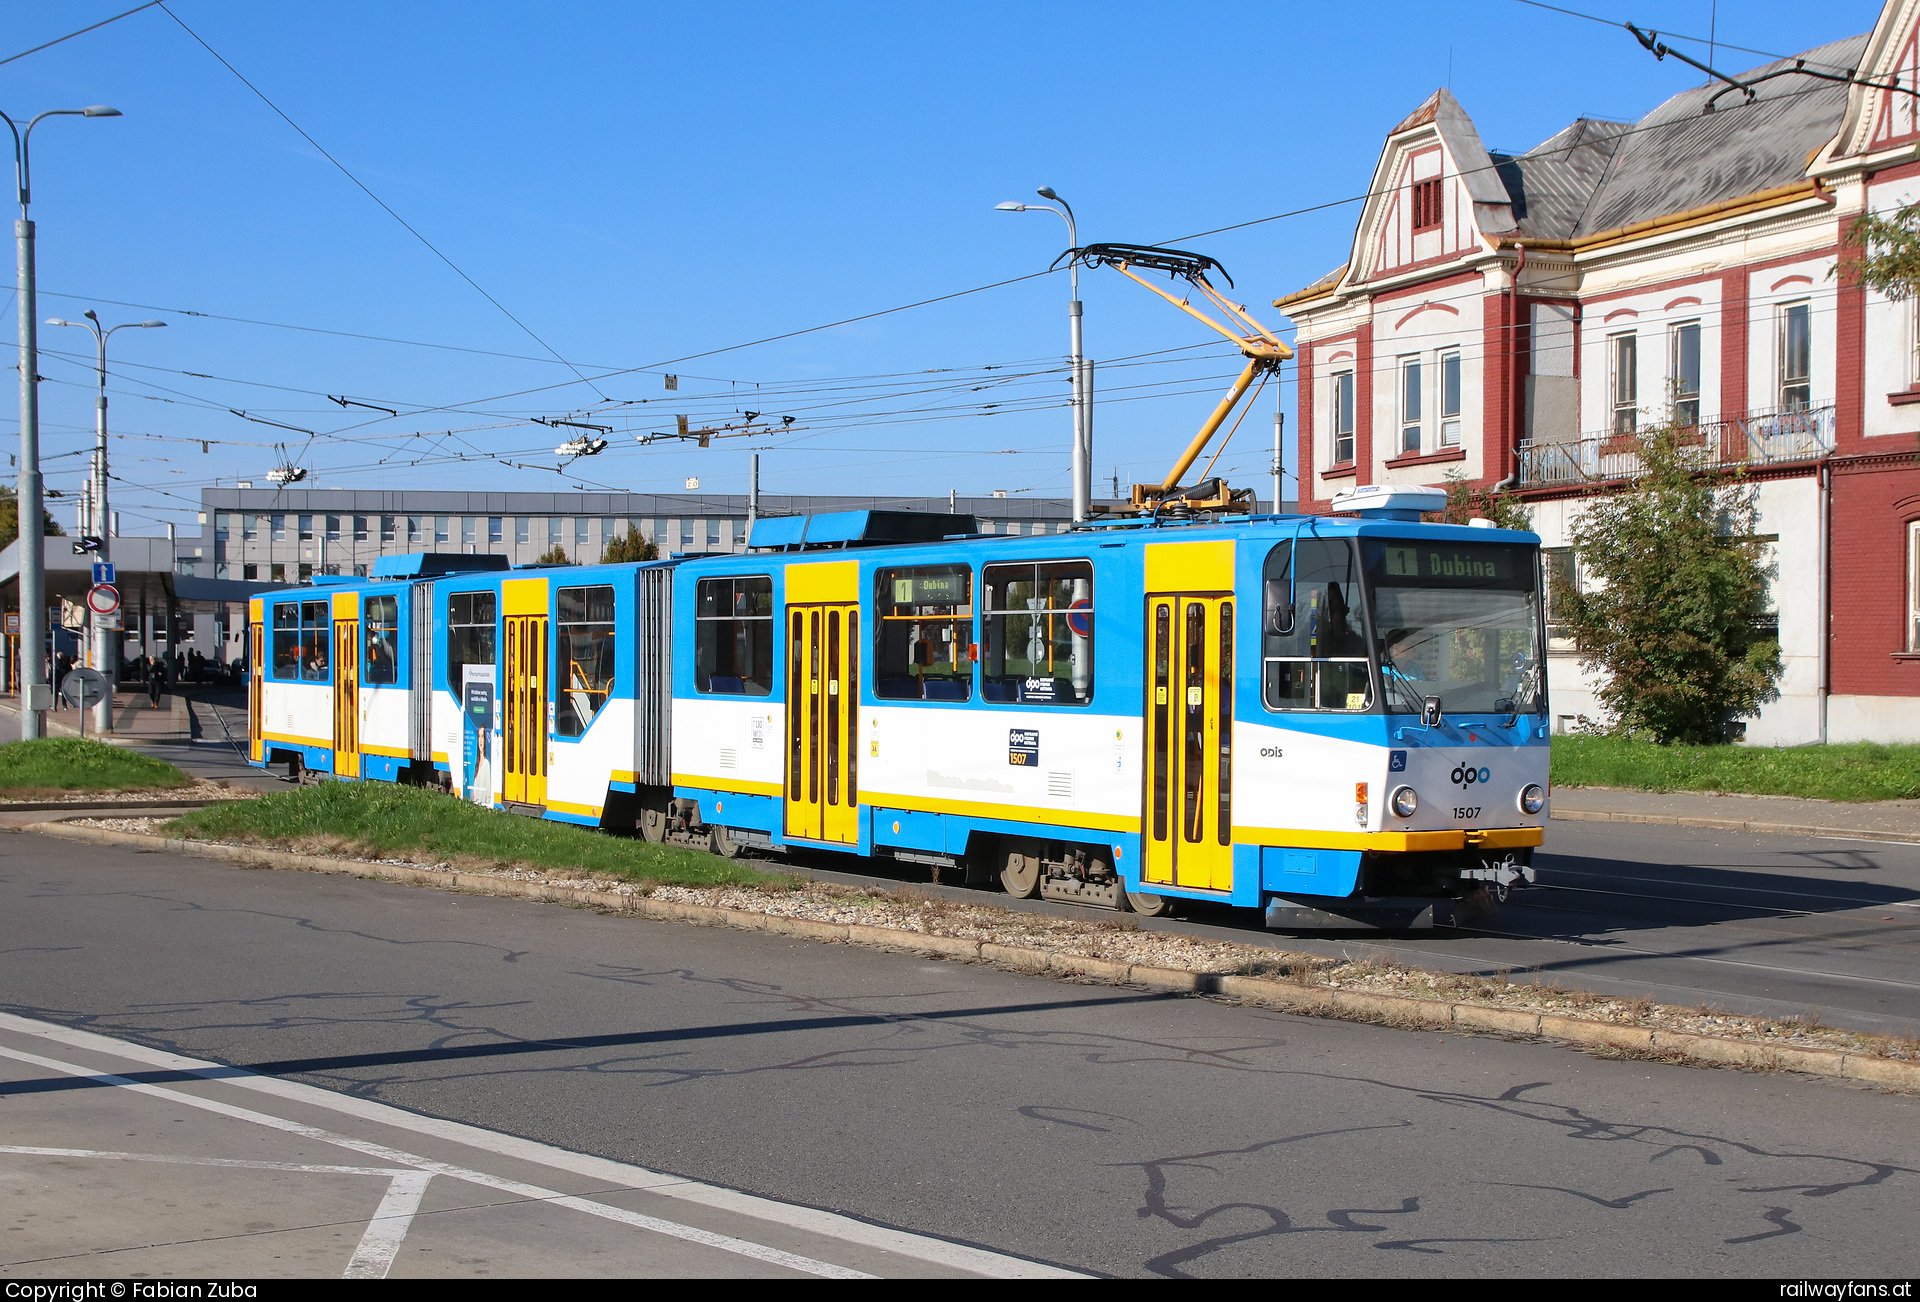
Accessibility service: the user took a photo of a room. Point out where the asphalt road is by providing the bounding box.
[3,833,1916,1277]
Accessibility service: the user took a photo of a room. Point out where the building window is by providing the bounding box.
[982,560,1093,705]
[706,519,721,547]
[353,515,368,542]
[379,515,395,543]
[1543,547,1579,652]
[243,564,257,580]
[573,516,589,546]
[298,515,313,541]
[325,514,340,542]
[446,589,496,690]
[548,518,563,546]
[364,594,400,685]
[1611,333,1638,434]
[875,565,973,701]
[270,563,285,582]
[1330,370,1355,464]
[1411,176,1443,232]
[488,516,503,544]
[555,585,616,736]
[600,518,615,545]
[695,576,773,695]
[1780,301,1811,410]
[407,516,421,543]
[214,514,231,540]
[271,514,285,542]
[1670,322,1702,427]
[298,563,313,582]
[461,517,476,546]
[1910,522,1920,652]
[434,516,449,544]
[680,521,695,547]
[1399,356,1422,455]
[243,515,259,541]
[514,517,528,545]
[1439,351,1461,446]
[733,518,747,544]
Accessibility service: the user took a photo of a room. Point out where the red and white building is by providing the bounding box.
[1278,0,1920,744]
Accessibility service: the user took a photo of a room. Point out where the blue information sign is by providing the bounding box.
[91,561,115,585]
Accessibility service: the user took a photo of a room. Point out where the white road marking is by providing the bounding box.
[0,1144,406,1176]
[0,1040,870,1279]
[344,1171,433,1280]
[0,1013,1083,1277]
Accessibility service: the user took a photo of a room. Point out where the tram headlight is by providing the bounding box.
[1389,785,1419,818]
[1519,783,1546,815]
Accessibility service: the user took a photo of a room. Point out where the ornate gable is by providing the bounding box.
[1346,89,1513,286]
[1826,0,1920,160]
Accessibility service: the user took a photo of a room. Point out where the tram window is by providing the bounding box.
[875,565,972,701]
[299,600,331,683]
[271,601,300,680]
[1261,538,1372,711]
[981,561,1092,705]
[555,585,616,736]
[364,595,400,685]
[695,576,773,695]
[446,590,496,691]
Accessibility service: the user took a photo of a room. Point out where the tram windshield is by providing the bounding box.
[1361,539,1543,717]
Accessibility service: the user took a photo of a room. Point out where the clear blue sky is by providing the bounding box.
[1,0,1865,533]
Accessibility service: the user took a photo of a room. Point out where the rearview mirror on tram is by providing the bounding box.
[1264,580,1294,635]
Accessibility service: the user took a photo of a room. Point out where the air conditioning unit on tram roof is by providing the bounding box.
[1328,484,1447,521]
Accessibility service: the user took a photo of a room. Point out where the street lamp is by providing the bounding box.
[997,187,1092,521]
[46,311,165,733]
[1,104,121,739]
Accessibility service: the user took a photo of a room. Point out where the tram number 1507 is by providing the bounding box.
[1452,807,1481,820]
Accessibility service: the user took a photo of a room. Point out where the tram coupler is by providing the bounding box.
[1461,853,1535,903]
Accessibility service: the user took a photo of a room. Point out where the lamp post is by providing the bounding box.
[47,311,164,732]
[1,104,121,739]
[997,187,1091,521]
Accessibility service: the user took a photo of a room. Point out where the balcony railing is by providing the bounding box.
[1515,404,1835,489]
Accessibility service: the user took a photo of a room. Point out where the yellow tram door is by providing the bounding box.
[248,598,264,762]
[1143,593,1236,892]
[333,614,361,778]
[501,578,549,806]
[783,602,860,845]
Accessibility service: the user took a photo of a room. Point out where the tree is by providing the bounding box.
[0,484,65,550]
[1552,422,1780,744]
[600,528,657,564]
[535,544,574,566]
[1422,468,1531,530]
[1842,200,1920,299]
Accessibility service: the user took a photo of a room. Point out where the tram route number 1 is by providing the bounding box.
[1009,729,1039,767]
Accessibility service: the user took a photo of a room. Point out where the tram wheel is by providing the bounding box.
[1124,889,1175,918]
[637,804,667,844]
[709,825,743,860]
[999,848,1041,899]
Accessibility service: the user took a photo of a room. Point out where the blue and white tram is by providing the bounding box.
[248,487,1549,928]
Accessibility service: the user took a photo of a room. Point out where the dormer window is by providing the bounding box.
[1412,177,1444,232]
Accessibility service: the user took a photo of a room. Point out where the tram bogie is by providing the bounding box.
[247,493,1549,930]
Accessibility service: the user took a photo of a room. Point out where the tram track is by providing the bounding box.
[764,818,1920,1036]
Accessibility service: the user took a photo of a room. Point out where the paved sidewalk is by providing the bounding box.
[1552,785,1920,842]
[0,1012,1070,1279]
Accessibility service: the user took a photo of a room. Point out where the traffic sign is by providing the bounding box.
[2,613,17,635]
[86,583,121,617]
[91,561,115,585]
[70,535,102,555]
[59,667,107,709]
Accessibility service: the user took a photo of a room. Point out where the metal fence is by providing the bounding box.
[1515,404,1834,488]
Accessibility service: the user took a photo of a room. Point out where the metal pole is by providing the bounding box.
[1063,211,1088,523]
[1272,410,1285,515]
[747,452,759,537]
[15,210,43,738]
[90,322,113,732]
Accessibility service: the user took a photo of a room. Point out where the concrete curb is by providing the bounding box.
[1553,807,1920,845]
[28,819,1919,1093]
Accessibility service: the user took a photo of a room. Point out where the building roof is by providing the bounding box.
[1496,34,1869,241]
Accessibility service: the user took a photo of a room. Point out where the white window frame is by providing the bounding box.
[1669,321,1702,428]
[1610,332,1638,434]
[1329,370,1355,465]
[1909,522,1920,652]
[1779,300,1811,411]
[1439,350,1462,446]
[1399,355,1423,455]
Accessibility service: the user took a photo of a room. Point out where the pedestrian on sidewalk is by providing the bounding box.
[146,655,165,709]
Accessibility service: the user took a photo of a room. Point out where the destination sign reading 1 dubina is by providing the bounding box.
[893,572,966,605]
[1376,543,1518,586]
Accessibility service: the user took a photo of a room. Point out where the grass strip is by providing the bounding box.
[163,781,780,889]
[0,737,188,796]
[1550,735,1920,803]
